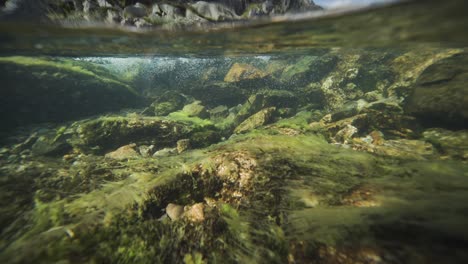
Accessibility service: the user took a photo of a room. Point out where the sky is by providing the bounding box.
[314,0,394,9]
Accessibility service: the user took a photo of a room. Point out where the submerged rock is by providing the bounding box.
[310,97,416,142]
[190,130,221,148]
[405,52,468,129]
[176,139,190,154]
[184,203,205,222]
[280,55,338,87]
[31,134,71,156]
[2,129,468,263]
[26,127,73,156]
[72,116,188,154]
[209,105,229,120]
[234,94,266,124]
[0,57,141,131]
[166,203,184,221]
[138,145,155,157]
[330,99,368,122]
[333,124,358,144]
[181,101,209,119]
[423,128,468,160]
[105,144,140,160]
[234,107,276,134]
[152,147,177,157]
[350,130,434,160]
[143,91,187,117]
[224,63,268,83]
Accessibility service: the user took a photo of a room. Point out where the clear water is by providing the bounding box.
[1,0,468,263]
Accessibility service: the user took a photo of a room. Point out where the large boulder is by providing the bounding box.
[0,57,142,132]
[405,53,468,129]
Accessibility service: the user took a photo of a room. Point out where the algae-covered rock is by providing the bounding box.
[138,145,155,157]
[153,147,177,157]
[0,57,141,130]
[176,139,190,154]
[31,134,71,156]
[209,105,229,120]
[423,128,468,160]
[387,48,463,99]
[181,101,209,119]
[28,126,73,156]
[2,127,468,264]
[260,89,299,110]
[224,63,268,83]
[234,94,265,124]
[148,91,186,116]
[352,137,434,160]
[280,55,338,87]
[105,144,140,160]
[312,97,416,142]
[190,130,221,148]
[317,52,362,110]
[333,124,358,144]
[234,107,276,134]
[330,99,368,122]
[405,52,468,129]
[72,116,188,153]
[3,38,468,264]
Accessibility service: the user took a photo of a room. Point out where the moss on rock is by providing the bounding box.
[71,116,189,154]
[0,56,142,131]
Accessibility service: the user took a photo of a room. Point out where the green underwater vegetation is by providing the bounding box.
[1,0,468,263]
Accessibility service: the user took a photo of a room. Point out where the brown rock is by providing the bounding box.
[184,203,205,222]
[234,107,276,134]
[177,139,190,154]
[105,144,139,160]
[166,203,184,221]
[224,63,268,83]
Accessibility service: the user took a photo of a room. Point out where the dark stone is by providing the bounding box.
[0,57,142,132]
[405,53,468,129]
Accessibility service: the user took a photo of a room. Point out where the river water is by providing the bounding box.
[0,0,467,263]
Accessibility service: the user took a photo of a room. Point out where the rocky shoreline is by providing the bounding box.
[1,0,322,28]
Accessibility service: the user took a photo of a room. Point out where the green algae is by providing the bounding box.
[0,56,138,95]
[2,127,468,263]
[274,111,316,131]
[71,115,188,153]
[1,43,468,264]
[166,112,213,128]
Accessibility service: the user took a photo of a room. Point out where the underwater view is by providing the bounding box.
[1,0,468,263]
